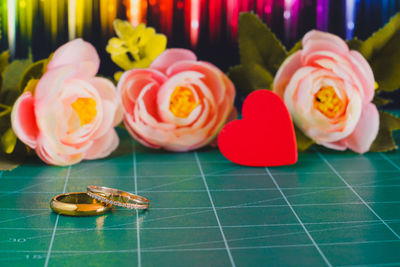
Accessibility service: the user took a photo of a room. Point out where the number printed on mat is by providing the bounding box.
[9,237,26,243]
[25,254,44,260]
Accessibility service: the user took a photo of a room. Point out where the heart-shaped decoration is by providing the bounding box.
[218,90,297,167]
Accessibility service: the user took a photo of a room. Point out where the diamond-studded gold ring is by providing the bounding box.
[87,186,149,210]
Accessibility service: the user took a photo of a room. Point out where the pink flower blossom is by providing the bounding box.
[118,48,236,151]
[274,30,379,153]
[12,39,123,165]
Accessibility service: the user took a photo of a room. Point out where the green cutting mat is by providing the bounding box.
[0,131,400,267]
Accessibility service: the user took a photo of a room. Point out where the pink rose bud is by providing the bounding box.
[274,30,379,153]
[118,49,236,151]
[11,39,123,165]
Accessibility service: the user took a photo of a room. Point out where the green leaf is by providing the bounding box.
[0,50,9,90]
[238,12,287,76]
[355,13,400,92]
[22,79,39,94]
[0,141,27,171]
[0,115,27,170]
[288,40,302,57]
[370,111,400,152]
[346,38,363,51]
[1,128,16,154]
[227,65,252,94]
[228,63,274,94]
[1,58,33,105]
[245,64,274,90]
[0,50,9,75]
[0,111,27,170]
[372,95,392,107]
[18,58,47,93]
[294,125,315,152]
[358,13,400,59]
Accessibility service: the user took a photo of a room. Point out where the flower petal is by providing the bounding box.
[46,39,100,78]
[36,136,85,166]
[90,77,123,126]
[57,79,103,145]
[286,67,363,143]
[118,68,167,113]
[349,51,375,103]
[137,83,176,130]
[273,51,302,98]
[166,61,229,105]
[344,103,379,154]
[114,19,135,39]
[150,49,197,74]
[302,30,349,55]
[124,115,161,149]
[34,65,76,102]
[319,140,347,151]
[85,129,119,160]
[11,92,38,149]
[157,71,211,125]
[91,100,115,139]
[145,34,167,61]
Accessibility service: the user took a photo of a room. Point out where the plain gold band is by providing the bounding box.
[50,192,112,216]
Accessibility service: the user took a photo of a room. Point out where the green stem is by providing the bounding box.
[0,104,12,117]
[0,109,11,117]
[0,103,11,109]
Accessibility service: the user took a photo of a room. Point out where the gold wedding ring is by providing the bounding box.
[87,185,149,210]
[50,192,112,216]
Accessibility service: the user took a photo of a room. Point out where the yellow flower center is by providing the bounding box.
[169,87,199,118]
[314,86,345,119]
[71,98,97,126]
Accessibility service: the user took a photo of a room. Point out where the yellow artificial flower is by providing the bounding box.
[106,20,167,71]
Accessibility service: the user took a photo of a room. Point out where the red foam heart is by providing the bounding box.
[218,90,297,167]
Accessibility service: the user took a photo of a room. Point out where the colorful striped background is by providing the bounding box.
[0,0,399,73]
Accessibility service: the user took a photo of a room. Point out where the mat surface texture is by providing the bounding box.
[0,131,400,267]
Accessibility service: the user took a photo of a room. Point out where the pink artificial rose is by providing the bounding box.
[118,48,236,151]
[273,30,379,153]
[11,39,123,165]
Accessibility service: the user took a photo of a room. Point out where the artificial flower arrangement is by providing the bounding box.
[229,12,400,154]
[0,13,399,169]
